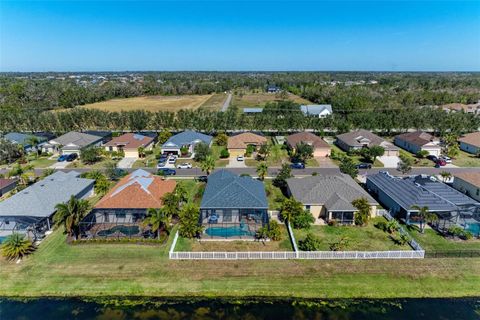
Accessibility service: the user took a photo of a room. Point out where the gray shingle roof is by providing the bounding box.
[367,172,458,212]
[200,170,268,209]
[162,130,213,149]
[0,171,94,218]
[50,131,102,149]
[336,129,398,151]
[286,174,377,210]
[4,132,47,145]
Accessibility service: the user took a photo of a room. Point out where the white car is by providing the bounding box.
[440,156,452,164]
[168,157,177,164]
[177,163,192,169]
[236,155,244,161]
[157,161,167,169]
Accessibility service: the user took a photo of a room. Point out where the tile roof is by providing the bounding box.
[286,174,377,211]
[395,131,436,147]
[458,132,480,147]
[285,132,330,149]
[0,171,94,217]
[200,169,268,209]
[367,172,458,212]
[94,169,176,209]
[104,133,155,150]
[336,129,398,151]
[227,132,267,149]
[0,178,17,190]
[454,172,480,188]
[162,130,213,149]
[50,131,103,148]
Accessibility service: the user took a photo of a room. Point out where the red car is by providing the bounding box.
[436,159,447,167]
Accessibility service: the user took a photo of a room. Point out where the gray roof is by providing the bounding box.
[200,170,268,209]
[0,171,94,218]
[243,108,263,113]
[300,104,332,116]
[286,174,377,211]
[4,132,47,145]
[162,130,213,149]
[367,172,458,212]
[49,131,103,149]
[336,129,399,151]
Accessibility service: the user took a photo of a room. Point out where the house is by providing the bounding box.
[83,130,112,144]
[440,102,480,115]
[227,132,267,157]
[300,104,333,118]
[80,169,176,239]
[0,179,17,197]
[200,169,268,238]
[453,172,480,202]
[0,171,94,241]
[394,131,441,156]
[104,133,155,158]
[3,132,47,151]
[162,130,213,157]
[366,172,479,229]
[458,132,480,155]
[286,174,378,224]
[336,129,399,156]
[42,131,104,155]
[266,84,280,93]
[243,107,263,114]
[285,132,331,158]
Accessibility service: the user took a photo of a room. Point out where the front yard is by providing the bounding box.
[331,145,384,168]
[264,180,286,210]
[293,217,411,251]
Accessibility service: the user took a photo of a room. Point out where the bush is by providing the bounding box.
[298,233,322,251]
[291,210,315,229]
[245,144,255,157]
[220,149,230,158]
[256,221,282,241]
[329,236,350,251]
[1,233,36,260]
[374,220,387,232]
[447,225,473,240]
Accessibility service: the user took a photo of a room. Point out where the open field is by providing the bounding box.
[231,92,311,108]
[293,217,411,251]
[80,94,225,112]
[1,227,479,298]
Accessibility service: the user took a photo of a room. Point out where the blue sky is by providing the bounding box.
[1,1,479,71]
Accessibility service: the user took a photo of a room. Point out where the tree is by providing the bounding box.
[416,150,429,159]
[398,155,413,175]
[25,136,40,158]
[81,147,101,164]
[53,196,91,240]
[339,157,358,178]
[368,145,384,163]
[298,233,322,251]
[200,155,215,175]
[293,210,315,229]
[352,197,371,226]
[143,208,170,239]
[41,168,55,179]
[279,197,306,228]
[215,133,228,146]
[1,233,35,261]
[292,142,313,163]
[446,143,460,158]
[410,205,437,233]
[193,142,211,162]
[158,130,172,144]
[82,170,110,195]
[104,161,121,180]
[219,149,230,158]
[0,139,24,165]
[137,146,145,158]
[256,162,268,181]
[273,163,292,189]
[178,203,203,238]
[8,164,34,186]
[162,192,181,217]
[257,143,270,161]
[256,220,282,241]
[440,171,452,182]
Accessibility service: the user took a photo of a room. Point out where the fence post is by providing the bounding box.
[169,231,179,259]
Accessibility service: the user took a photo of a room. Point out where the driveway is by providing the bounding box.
[378,155,400,168]
[48,161,70,169]
[315,157,337,168]
[221,93,232,112]
[227,157,247,168]
[117,157,137,169]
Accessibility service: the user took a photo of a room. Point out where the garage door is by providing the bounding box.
[124,150,139,158]
[229,149,245,157]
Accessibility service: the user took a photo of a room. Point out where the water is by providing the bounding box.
[205,226,254,237]
[465,223,480,236]
[0,298,478,320]
[0,236,5,244]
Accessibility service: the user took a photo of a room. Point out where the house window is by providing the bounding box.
[305,205,311,212]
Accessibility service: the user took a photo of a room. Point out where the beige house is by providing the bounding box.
[286,174,378,225]
[227,132,267,158]
[285,132,331,157]
[394,131,441,156]
[458,132,480,155]
[453,172,480,202]
[104,133,155,158]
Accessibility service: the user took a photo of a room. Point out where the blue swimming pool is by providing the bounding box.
[465,223,480,236]
[0,236,6,244]
[205,226,254,237]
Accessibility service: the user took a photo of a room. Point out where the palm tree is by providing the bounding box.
[1,233,36,261]
[54,196,91,240]
[26,136,40,159]
[162,192,180,217]
[200,155,215,175]
[440,171,452,183]
[410,205,436,233]
[352,197,371,226]
[143,208,171,239]
[8,164,34,186]
[256,162,268,181]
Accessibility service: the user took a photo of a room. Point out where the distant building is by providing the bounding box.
[336,129,399,156]
[458,132,480,155]
[394,131,441,156]
[243,107,263,114]
[439,101,480,115]
[266,84,280,93]
[300,104,333,118]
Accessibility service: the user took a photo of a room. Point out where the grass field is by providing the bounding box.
[293,217,411,251]
[80,94,226,112]
[231,92,311,108]
[1,227,479,298]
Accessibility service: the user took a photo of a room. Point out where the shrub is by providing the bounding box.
[256,221,282,241]
[447,225,473,240]
[245,144,255,156]
[374,220,387,232]
[291,210,315,229]
[1,233,36,261]
[298,233,322,251]
[215,133,228,146]
[327,220,338,227]
[329,236,350,251]
[220,149,230,159]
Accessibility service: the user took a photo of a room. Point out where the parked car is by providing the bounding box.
[57,154,68,162]
[177,163,192,169]
[157,168,176,176]
[426,155,438,162]
[355,163,372,169]
[158,154,168,162]
[168,157,177,164]
[290,162,305,169]
[157,161,167,169]
[440,155,452,164]
[197,175,208,182]
[65,153,78,162]
[236,155,244,161]
[436,159,447,167]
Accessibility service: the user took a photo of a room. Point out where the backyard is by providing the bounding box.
[407,226,480,251]
[293,217,411,251]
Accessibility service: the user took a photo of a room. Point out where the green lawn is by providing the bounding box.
[407,226,480,251]
[399,150,434,167]
[452,150,480,167]
[174,179,205,205]
[293,217,411,251]
[1,227,479,298]
[67,157,120,169]
[264,180,286,210]
[26,157,56,168]
[331,145,383,168]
